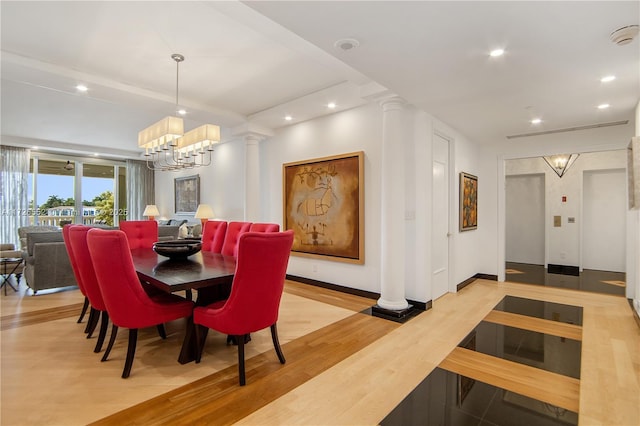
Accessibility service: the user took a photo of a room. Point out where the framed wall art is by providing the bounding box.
[174,175,200,214]
[459,172,478,231]
[283,151,364,264]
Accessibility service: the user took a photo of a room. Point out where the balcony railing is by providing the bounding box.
[30,215,104,226]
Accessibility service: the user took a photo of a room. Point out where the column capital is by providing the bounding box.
[379,96,406,112]
[232,122,274,141]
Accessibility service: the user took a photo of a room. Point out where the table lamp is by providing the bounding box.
[194,204,214,228]
[142,205,160,221]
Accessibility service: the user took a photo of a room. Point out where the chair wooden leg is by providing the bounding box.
[122,329,138,379]
[157,324,166,339]
[84,307,96,334]
[77,297,89,323]
[86,308,100,338]
[270,323,286,364]
[94,311,109,353]
[194,323,202,364]
[237,334,246,386]
[101,324,118,362]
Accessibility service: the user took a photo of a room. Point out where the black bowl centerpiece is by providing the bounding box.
[152,239,202,260]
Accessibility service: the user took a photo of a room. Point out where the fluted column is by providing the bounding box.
[377,96,409,311]
[244,134,261,222]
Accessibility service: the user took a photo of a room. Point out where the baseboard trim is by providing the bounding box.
[548,264,580,276]
[457,273,498,291]
[286,275,431,311]
[628,299,640,329]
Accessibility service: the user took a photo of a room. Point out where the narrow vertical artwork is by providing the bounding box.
[459,172,478,231]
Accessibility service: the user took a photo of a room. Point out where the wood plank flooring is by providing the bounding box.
[2,278,639,425]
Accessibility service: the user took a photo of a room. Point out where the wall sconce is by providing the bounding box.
[543,154,579,178]
[142,205,160,221]
[194,204,214,227]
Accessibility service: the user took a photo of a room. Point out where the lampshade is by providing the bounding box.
[142,205,160,219]
[138,116,184,150]
[177,124,221,152]
[542,154,579,178]
[194,204,214,219]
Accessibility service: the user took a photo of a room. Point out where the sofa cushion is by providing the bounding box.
[26,231,64,257]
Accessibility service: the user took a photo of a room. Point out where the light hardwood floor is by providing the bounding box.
[1,279,639,425]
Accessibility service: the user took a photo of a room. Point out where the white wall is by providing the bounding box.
[505,151,627,270]
[152,101,497,302]
[155,138,246,222]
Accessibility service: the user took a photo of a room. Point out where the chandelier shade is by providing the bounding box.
[139,54,220,171]
[542,154,579,178]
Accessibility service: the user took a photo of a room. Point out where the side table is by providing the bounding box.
[1,257,23,295]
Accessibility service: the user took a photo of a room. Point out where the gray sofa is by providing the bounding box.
[23,231,77,293]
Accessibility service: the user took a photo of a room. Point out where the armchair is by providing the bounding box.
[23,231,77,293]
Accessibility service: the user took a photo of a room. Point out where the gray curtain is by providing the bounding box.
[0,146,30,247]
[126,159,155,220]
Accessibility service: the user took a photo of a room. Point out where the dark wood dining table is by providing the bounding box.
[130,248,237,364]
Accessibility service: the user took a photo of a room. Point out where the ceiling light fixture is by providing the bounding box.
[531,118,542,124]
[600,75,616,83]
[285,115,292,121]
[327,102,336,109]
[597,103,610,109]
[489,48,505,57]
[543,154,579,178]
[138,54,220,172]
[76,84,88,92]
[334,38,360,51]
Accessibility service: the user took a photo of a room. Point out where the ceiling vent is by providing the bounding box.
[610,25,639,45]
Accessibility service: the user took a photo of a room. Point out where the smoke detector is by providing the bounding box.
[334,38,360,51]
[610,25,639,45]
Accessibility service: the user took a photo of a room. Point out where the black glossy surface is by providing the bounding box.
[506,262,625,296]
[464,322,581,379]
[494,295,583,326]
[381,368,578,426]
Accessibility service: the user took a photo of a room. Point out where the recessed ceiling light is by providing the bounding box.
[285,115,292,121]
[76,84,88,92]
[32,146,39,150]
[489,48,505,57]
[601,75,616,83]
[93,153,99,157]
[334,38,360,51]
[327,102,336,109]
[531,118,542,124]
[177,109,187,115]
[597,103,610,109]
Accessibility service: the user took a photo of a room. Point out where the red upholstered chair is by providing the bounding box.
[201,221,228,253]
[62,224,90,327]
[86,228,194,378]
[249,223,280,233]
[194,230,294,385]
[220,221,252,257]
[119,220,158,249]
[68,225,111,352]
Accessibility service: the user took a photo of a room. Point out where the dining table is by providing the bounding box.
[130,248,237,364]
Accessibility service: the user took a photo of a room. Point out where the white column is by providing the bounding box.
[377,96,409,311]
[244,134,261,222]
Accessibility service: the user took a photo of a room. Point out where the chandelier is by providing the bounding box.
[138,54,220,171]
[542,154,579,178]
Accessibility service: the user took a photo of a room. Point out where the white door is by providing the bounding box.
[505,174,545,265]
[432,133,450,300]
[583,169,626,272]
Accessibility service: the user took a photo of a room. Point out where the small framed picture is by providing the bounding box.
[459,172,478,231]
